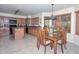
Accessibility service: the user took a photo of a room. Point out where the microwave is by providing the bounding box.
[9,20,17,25]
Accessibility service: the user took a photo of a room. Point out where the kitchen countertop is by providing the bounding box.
[28,26,41,28]
[9,26,41,29]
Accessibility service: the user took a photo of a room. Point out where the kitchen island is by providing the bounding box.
[15,27,25,40]
[10,26,40,39]
[10,27,25,40]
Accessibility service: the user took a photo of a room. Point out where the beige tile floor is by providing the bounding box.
[0,34,79,54]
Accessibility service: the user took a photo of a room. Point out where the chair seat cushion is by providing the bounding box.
[44,40,51,44]
[57,40,61,43]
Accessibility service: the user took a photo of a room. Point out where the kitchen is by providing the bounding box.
[0,4,79,54]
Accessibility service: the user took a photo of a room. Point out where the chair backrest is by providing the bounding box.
[60,28,67,43]
[53,27,66,41]
[43,26,48,36]
[37,28,46,45]
[56,27,67,44]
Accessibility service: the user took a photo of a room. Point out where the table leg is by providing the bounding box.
[37,38,40,50]
[54,40,57,54]
[50,41,54,50]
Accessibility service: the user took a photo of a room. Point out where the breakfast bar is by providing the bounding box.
[15,27,24,40]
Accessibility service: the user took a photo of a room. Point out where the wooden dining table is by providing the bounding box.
[45,35,57,54]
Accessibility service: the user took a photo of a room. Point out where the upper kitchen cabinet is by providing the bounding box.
[30,17,39,26]
[61,14,71,33]
[17,18,26,25]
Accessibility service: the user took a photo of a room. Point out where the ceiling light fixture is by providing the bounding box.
[51,4,56,20]
[14,9,20,14]
[45,4,56,20]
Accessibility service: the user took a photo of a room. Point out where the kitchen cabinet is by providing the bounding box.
[17,18,25,25]
[31,17,39,26]
[28,27,39,36]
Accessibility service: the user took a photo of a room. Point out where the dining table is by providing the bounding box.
[45,35,58,54]
[45,32,64,54]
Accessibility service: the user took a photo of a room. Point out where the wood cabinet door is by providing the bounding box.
[31,17,39,25]
[15,28,24,39]
[76,11,79,35]
[17,18,25,24]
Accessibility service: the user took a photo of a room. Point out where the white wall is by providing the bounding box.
[54,7,73,15]
[41,7,74,16]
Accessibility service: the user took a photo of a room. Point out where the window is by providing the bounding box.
[0,17,9,28]
[61,14,71,33]
[44,16,53,27]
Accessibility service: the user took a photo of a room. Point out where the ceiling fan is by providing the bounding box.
[14,9,20,14]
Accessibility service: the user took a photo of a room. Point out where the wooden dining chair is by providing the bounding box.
[56,27,67,49]
[60,28,67,49]
[40,27,64,54]
[37,28,52,54]
[43,26,53,50]
[51,27,67,54]
[37,27,67,54]
[50,28,63,54]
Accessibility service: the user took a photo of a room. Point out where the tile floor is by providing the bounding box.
[0,34,79,54]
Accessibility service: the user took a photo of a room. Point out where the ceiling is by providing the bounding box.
[0,4,78,16]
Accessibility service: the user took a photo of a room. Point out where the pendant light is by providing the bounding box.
[51,4,56,20]
[45,4,56,20]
